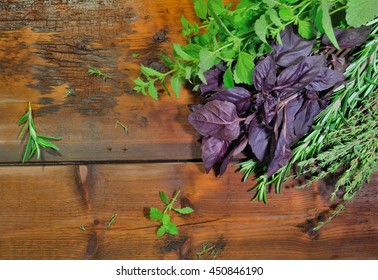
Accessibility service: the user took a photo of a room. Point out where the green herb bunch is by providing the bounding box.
[17,102,61,162]
[149,190,194,237]
[134,0,354,99]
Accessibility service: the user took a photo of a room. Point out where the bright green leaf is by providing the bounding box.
[194,0,207,19]
[157,226,166,237]
[150,207,163,221]
[223,66,234,89]
[234,51,254,85]
[199,49,217,72]
[208,0,225,15]
[173,44,195,61]
[174,207,195,215]
[161,213,171,225]
[267,9,282,27]
[278,6,294,21]
[321,0,340,49]
[140,65,164,78]
[148,82,158,100]
[170,75,182,98]
[159,191,169,204]
[164,222,178,235]
[346,0,378,27]
[255,14,268,44]
[262,0,276,8]
[298,20,315,39]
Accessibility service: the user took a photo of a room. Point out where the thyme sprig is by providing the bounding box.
[17,102,61,162]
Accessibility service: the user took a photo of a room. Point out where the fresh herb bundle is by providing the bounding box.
[135,0,378,227]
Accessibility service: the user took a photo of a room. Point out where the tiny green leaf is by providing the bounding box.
[148,82,158,100]
[157,225,166,237]
[159,191,169,205]
[298,20,315,39]
[150,207,163,221]
[321,0,340,49]
[234,51,254,85]
[174,207,194,215]
[194,0,207,19]
[173,44,194,61]
[164,222,178,235]
[161,213,171,225]
[223,66,235,89]
[278,6,294,21]
[267,9,282,27]
[170,75,182,98]
[140,65,164,78]
[255,14,268,44]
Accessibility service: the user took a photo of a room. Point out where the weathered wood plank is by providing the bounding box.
[0,164,377,259]
[0,0,205,163]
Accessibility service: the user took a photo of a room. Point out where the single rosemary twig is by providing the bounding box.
[17,102,61,162]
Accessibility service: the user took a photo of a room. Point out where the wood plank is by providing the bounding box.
[0,0,208,163]
[1,164,377,259]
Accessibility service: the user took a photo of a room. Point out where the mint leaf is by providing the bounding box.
[267,9,282,27]
[170,75,182,98]
[278,6,294,21]
[194,0,207,19]
[262,0,276,9]
[346,0,378,27]
[150,207,163,221]
[140,65,163,78]
[208,0,225,15]
[255,14,268,44]
[223,66,235,89]
[157,225,166,237]
[234,51,255,85]
[164,222,178,235]
[173,44,195,61]
[159,191,169,204]
[148,81,158,100]
[298,20,315,39]
[321,0,340,49]
[199,49,218,73]
[161,213,171,225]
[174,207,194,215]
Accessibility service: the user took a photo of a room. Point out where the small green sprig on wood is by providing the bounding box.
[88,67,115,82]
[17,102,61,162]
[149,190,194,237]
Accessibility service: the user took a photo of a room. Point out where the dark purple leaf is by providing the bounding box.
[322,26,371,49]
[253,54,276,92]
[272,26,315,67]
[275,55,325,94]
[248,117,273,162]
[201,136,229,173]
[188,100,242,141]
[282,95,305,146]
[293,98,322,138]
[267,109,293,177]
[331,54,350,73]
[206,87,252,114]
[199,65,225,95]
[305,67,345,91]
[219,136,248,175]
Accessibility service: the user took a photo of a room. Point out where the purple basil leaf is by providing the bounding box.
[322,26,371,49]
[188,100,242,141]
[248,117,273,162]
[219,136,248,175]
[253,54,276,92]
[275,56,325,94]
[188,104,203,112]
[201,136,229,173]
[199,65,225,95]
[272,26,315,67]
[331,54,350,73]
[293,97,322,138]
[267,110,293,177]
[206,87,252,114]
[281,95,304,146]
[305,67,345,91]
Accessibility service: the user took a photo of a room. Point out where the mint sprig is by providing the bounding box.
[149,190,194,237]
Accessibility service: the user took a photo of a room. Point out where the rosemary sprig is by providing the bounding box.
[88,67,115,82]
[17,102,61,162]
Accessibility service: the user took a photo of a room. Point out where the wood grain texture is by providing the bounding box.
[0,164,377,260]
[0,0,203,163]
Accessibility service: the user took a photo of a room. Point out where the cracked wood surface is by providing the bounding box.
[0,0,377,260]
[0,164,377,259]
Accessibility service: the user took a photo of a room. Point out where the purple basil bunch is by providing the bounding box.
[188,25,370,177]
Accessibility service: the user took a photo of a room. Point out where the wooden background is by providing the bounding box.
[0,0,377,260]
